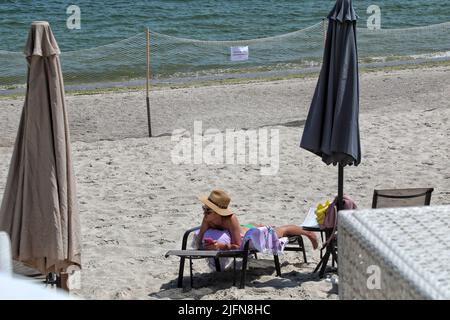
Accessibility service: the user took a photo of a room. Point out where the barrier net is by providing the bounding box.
[1,20,449,91]
[0,21,449,143]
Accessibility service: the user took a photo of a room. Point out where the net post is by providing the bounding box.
[146,27,152,138]
[322,18,327,47]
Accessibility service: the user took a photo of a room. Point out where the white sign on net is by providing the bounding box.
[230,46,249,61]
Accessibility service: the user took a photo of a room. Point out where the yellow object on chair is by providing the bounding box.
[315,200,331,225]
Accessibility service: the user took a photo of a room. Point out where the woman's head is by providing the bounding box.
[202,204,231,228]
[202,204,214,215]
[198,189,233,217]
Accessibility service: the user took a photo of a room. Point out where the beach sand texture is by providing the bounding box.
[0,66,449,299]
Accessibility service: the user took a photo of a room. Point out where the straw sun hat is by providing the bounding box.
[199,189,233,216]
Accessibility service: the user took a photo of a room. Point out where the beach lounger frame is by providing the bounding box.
[165,226,307,289]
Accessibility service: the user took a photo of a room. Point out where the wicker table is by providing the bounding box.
[338,205,450,299]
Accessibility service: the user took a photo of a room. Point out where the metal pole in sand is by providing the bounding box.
[146,28,152,137]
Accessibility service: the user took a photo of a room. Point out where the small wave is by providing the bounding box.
[360,51,450,64]
[410,51,450,60]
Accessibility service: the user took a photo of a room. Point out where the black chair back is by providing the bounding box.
[372,188,434,209]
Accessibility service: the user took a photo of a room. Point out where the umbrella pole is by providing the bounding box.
[338,164,344,211]
[146,28,152,138]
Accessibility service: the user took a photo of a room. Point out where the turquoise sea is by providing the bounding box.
[1,0,449,87]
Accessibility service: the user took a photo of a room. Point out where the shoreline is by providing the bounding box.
[1,57,450,99]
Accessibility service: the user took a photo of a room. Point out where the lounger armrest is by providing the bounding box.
[165,250,220,258]
[216,250,248,258]
[165,239,252,258]
[181,226,201,250]
[242,239,250,251]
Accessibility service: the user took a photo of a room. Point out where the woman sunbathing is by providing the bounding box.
[197,189,319,251]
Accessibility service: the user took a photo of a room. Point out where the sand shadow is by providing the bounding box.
[149,257,334,299]
[277,119,306,127]
[150,119,306,139]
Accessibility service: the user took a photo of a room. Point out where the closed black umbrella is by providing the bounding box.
[300,0,361,210]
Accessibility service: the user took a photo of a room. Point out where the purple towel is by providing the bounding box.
[192,227,288,270]
[241,227,288,254]
[192,229,233,270]
[192,229,232,247]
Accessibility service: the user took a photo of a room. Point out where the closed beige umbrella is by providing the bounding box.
[0,21,81,277]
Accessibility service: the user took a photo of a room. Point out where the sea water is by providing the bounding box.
[0,0,449,87]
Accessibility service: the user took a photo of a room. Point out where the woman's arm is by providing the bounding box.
[204,241,235,251]
[196,216,209,249]
[228,215,242,250]
[203,215,241,250]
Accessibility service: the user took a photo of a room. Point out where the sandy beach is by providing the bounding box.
[0,65,449,299]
